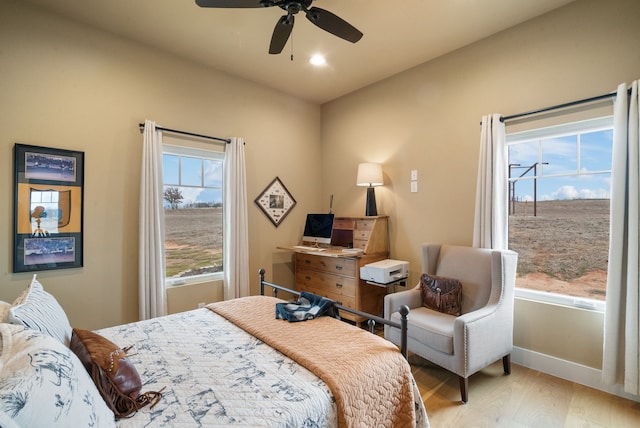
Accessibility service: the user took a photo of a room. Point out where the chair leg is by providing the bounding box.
[457,357,508,404]
[503,354,511,375]
[458,376,469,403]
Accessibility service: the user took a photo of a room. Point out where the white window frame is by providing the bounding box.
[163,143,224,286]
[507,116,613,312]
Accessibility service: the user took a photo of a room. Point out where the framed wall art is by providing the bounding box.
[254,176,296,227]
[13,144,85,272]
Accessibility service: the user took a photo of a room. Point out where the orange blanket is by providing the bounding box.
[208,295,416,428]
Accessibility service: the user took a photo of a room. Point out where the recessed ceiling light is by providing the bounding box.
[309,54,326,66]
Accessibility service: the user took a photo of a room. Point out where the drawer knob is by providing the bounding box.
[335,283,343,289]
[305,276,311,281]
[305,260,311,264]
[335,265,343,270]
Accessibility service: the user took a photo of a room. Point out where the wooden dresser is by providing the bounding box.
[286,216,389,324]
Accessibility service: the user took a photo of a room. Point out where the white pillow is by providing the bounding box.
[5,275,72,346]
[0,324,116,427]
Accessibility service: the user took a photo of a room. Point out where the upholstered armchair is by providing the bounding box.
[384,244,518,403]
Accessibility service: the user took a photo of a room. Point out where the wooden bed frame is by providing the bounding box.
[258,268,410,358]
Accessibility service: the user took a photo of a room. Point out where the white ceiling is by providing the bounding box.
[23,0,576,104]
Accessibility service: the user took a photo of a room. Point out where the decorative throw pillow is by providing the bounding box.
[0,324,116,428]
[420,273,463,316]
[5,275,72,346]
[70,328,163,419]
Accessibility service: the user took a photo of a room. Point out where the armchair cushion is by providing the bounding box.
[390,307,455,354]
[419,273,462,316]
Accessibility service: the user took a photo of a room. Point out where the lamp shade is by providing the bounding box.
[356,163,384,187]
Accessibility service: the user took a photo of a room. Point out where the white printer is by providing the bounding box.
[360,259,409,284]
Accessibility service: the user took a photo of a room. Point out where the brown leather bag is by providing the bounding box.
[420,273,463,316]
[70,328,163,419]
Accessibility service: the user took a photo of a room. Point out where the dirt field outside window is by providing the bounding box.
[508,199,609,301]
[164,207,223,278]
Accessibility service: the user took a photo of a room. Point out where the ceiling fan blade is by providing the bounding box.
[304,6,363,43]
[195,0,274,8]
[269,14,294,54]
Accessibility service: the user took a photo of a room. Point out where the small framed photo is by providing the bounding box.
[13,144,84,272]
[254,177,296,227]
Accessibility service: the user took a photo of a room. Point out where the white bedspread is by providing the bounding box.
[99,308,337,427]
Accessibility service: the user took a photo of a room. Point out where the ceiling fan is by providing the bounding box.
[195,0,363,55]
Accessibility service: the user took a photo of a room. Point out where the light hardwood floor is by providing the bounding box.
[410,356,640,427]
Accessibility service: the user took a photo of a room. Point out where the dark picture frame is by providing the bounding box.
[254,177,296,227]
[13,144,84,272]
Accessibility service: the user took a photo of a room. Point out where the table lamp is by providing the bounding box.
[356,162,383,216]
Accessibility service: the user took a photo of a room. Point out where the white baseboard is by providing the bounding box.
[512,346,640,402]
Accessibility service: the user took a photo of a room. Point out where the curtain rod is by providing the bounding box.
[500,88,632,123]
[138,123,231,144]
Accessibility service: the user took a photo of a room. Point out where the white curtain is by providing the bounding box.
[603,81,640,395]
[139,120,167,320]
[473,114,508,250]
[223,137,249,300]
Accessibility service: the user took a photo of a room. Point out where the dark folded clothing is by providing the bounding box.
[275,291,340,322]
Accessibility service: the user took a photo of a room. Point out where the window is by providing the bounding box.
[162,144,224,286]
[507,116,613,311]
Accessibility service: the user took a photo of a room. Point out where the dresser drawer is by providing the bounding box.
[295,253,356,277]
[355,219,376,231]
[352,239,368,250]
[296,268,356,298]
[298,284,356,309]
[333,217,355,229]
[353,229,371,241]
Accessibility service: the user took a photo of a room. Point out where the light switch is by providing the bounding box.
[411,181,418,193]
[410,170,418,181]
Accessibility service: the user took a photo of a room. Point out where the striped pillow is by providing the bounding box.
[5,275,72,346]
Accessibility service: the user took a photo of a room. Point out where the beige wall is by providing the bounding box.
[0,0,321,330]
[320,0,639,369]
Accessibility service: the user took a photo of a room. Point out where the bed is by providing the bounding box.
[0,272,429,427]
